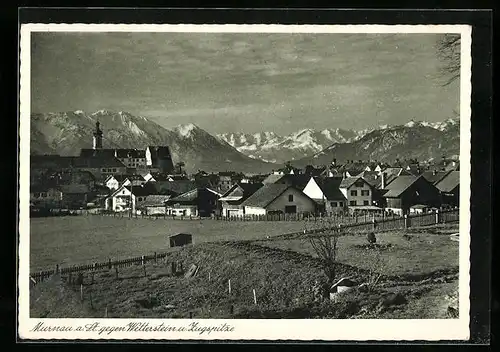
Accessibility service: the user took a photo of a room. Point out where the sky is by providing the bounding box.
[31,32,460,134]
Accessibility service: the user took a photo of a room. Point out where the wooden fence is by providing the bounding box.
[93,208,459,224]
[30,252,167,286]
[274,208,460,240]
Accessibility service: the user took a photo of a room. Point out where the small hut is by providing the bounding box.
[169,233,193,248]
[329,277,358,301]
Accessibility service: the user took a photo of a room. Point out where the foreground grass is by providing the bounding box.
[30,216,309,271]
[31,224,460,319]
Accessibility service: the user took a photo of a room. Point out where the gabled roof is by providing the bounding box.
[141,195,171,207]
[167,188,221,203]
[340,177,372,189]
[262,174,285,185]
[422,170,451,185]
[382,175,419,198]
[317,177,346,201]
[124,185,154,197]
[435,171,460,193]
[148,180,197,196]
[241,184,298,208]
[274,174,311,190]
[219,182,263,202]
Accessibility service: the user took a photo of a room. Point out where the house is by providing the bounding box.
[382,175,441,215]
[240,184,316,216]
[115,148,147,169]
[339,177,375,208]
[80,148,116,159]
[169,233,193,248]
[30,185,63,208]
[434,170,460,207]
[139,195,171,215]
[104,175,125,190]
[122,174,146,187]
[317,177,347,215]
[145,146,175,173]
[218,182,264,217]
[59,184,93,209]
[105,184,153,213]
[165,188,221,217]
[422,170,452,185]
[72,155,127,180]
[216,172,241,193]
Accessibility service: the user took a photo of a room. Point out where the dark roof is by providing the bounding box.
[72,156,126,169]
[30,155,75,169]
[262,174,284,185]
[422,170,451,184]
[168,188,221,203]
[141,195,171,207]
[125,174,145,181]
[383,175,419,198]
[148,180,197,196]
[274,174,311,190]
[240,184,291,208]
[317,177,346,201]
[124,185,154,197]
[220,182,263,200]
[80,149,116,158]
[115,149,146,158]
[435,171,460,193]
[59,184,90,194]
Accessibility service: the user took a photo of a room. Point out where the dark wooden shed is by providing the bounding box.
[169,233,193,248]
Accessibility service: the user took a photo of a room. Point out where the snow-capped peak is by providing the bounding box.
[175,123,198,138]
[74,110,85,115]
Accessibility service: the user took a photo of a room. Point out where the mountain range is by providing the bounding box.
[217,118,460,163]
[30,109,460,174]
[30,110,279,174]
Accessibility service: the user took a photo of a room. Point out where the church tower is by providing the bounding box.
[93,121,103,149]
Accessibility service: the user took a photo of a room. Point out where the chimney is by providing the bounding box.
[381,172,387,189]
[433,170,437,176]
[332,158,337,166]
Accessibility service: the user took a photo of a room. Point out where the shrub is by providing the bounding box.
[367,232,377,244]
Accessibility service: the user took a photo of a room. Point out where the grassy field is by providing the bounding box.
[29,216,308,271]
[30,223,460,319]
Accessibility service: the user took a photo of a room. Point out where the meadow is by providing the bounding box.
[29,215,308,271]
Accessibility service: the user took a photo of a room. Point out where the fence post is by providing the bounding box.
[154,252,157,263]
[435,209,440,224]
[108,258,112,270]
[55,264,59,275]
[404,214,409,229]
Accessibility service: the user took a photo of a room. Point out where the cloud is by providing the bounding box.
[31,32,459,134]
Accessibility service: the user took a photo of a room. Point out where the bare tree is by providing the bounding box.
[309,231,339,285]
[436,34,461,86]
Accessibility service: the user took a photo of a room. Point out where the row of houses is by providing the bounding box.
[98,167,459,218]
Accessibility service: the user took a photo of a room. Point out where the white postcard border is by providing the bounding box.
[18,23,472,341]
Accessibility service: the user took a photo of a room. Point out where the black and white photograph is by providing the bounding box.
[18,22,472,341]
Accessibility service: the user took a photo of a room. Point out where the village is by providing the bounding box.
[30,121,460,220]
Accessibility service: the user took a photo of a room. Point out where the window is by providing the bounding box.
[363,200,369,206]
[350,190,357,196]
[41,193,47,198]
[339,202,344,207]
[361,190,370,196]
[288,194,294,202]
[330,201,338,207]
[113,168,116,172]
[349,200,357,206]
